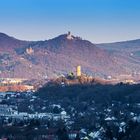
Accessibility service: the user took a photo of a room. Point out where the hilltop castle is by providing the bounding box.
[66,31,74,40]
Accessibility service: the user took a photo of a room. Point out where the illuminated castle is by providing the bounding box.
[76,65,81,77]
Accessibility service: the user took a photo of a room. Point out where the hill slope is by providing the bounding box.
[0,32,138,80]
[97,39,140,79]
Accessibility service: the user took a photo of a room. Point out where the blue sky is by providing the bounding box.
[0,0,140,43]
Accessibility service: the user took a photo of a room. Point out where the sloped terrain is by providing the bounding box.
[0,32,139,80]
[97,39,140,79]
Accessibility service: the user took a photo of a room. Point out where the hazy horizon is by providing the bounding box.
[0,0,140,43]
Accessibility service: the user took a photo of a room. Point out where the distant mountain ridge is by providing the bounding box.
[97,39,140,51]
[0,32,140,81]
[0,32,29,51]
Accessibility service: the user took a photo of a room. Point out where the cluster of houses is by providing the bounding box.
[0,90,140,140]
[0,78,24,85]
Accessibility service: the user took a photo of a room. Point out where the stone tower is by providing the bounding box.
[76,65,81,77]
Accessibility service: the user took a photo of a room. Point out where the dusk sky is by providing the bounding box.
[0,0,140,43]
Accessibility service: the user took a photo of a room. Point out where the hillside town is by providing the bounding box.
[0,73,140,139]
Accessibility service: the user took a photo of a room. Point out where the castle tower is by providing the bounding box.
[76,65,81,77]
[68,31,71,36]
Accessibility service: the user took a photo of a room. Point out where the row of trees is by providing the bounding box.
[37,83,140,103]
